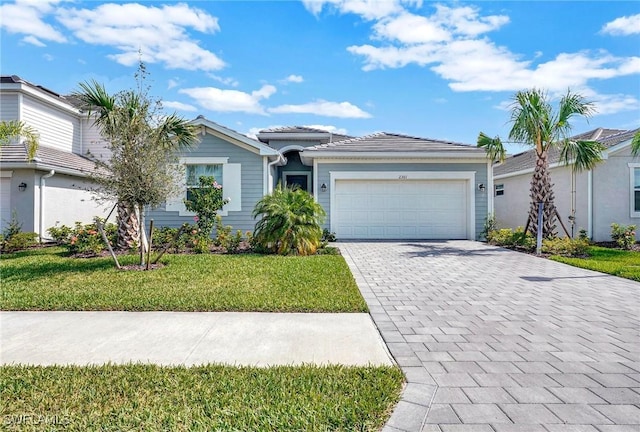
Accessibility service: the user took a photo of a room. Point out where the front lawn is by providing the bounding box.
[550,246,640,282]
[0,364,404,431]
[0,247,367,312]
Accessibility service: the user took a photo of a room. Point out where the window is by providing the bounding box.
[495,184,504,196]
[186,164,222,201]
[634,167,640,213]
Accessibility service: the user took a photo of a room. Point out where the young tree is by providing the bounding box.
[0,120,39,160]
[478,89,604,238]
[73,64,198,264]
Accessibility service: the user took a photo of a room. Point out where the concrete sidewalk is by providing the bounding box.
[0,311,394,367]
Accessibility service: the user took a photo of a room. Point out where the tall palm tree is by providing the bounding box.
[478,89,604,238]
[0,120,39,160]
[73,77,198,253]
[632,130,640,157]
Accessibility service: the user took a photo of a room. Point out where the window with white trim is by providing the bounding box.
[495,184,504,196]
[186,164,222,201]
[634,167,640,214]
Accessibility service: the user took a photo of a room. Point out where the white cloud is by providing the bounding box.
[209,74,240,87]
[245,125,282,139]
[167,79,180,90]
[302,0,413,21]
[43,53,54,61]
[0,0,67,43]
[304,124,349,135]
[601,14,640,36]
[284,74,304,83]
[269,100,371,118]
[162,101,198,112]
[22,35,46,47]
[56,3,225,71]
[180,84,276,115]
[329,3,640,115]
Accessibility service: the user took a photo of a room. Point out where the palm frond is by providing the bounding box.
[632,130,640,157]
[155,115,199,150]
[0,120,40,160]
[559,139,605,172]
[477,132,506,163]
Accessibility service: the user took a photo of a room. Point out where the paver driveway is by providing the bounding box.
[339,241,640,432]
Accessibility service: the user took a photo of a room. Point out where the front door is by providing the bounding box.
[284,173,309,192]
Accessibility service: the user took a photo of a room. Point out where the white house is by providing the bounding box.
[493,127,640,242]
[0,75,111,238]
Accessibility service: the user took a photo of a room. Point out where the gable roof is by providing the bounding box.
[0,144,99,176]
[190,116,279,156]
[302,132,486,157]
[1,75,80,115]
[257,126,353,143]
[494,127,639,177]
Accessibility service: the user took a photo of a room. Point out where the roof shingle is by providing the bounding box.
[1,144,99,175]
[494,127,639,176]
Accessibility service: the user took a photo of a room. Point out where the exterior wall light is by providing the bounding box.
[478,183,486,192]
[320,183,327,193]
[18,182,27,192]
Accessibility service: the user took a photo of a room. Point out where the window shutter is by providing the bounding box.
[222,163,242,212]
[166,165,187,213]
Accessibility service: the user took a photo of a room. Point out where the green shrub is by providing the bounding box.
[316,246,340,255]
[611,223,637,250]
[252,185,326,256]
[578,228,589,241]
[184,176,228,242]
[481,213,497,241]
[542,237,589,257]
[322,229,336,242]
[2,231,38,252]
[487,227,535,251]
[47,221,117,256]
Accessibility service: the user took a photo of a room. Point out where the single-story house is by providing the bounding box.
[493,127,640,242]
[2,74,491,241]
[150,120,491,240]
[0,75,112,239]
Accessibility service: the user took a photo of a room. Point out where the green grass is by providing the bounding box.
[0,247,367,312]
[0,364,404,431]
[550,246,640,282]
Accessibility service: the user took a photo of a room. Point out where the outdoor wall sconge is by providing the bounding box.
[320,183,327,193]
[478,183,486,192]
[18,182,27,192]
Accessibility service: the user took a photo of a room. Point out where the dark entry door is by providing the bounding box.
[285,174,309,191]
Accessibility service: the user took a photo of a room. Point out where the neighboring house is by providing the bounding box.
[0,75,112,238]
[150,121,491,240]
[493,127,640,242]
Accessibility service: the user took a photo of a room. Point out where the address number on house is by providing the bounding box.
[398,175,408,180]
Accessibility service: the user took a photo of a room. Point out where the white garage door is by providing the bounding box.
[0,177,11,232]
[334,179,469,239]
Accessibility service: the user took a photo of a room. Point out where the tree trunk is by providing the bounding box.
[116,201,140,251]
[527,151,557,238]
[138,203,148,266]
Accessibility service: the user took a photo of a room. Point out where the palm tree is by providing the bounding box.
[632,130,640,157]
[253,184,326,255]
[478,89,604,238]
[73,75,198,255]
[0,120,39,160]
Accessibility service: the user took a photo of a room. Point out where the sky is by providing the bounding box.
[1,0,639,154]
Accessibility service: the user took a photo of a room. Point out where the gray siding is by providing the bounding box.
[0,93,19,121]
[21,94,80,153]
[316,162,488,239]
[147,133,265,233]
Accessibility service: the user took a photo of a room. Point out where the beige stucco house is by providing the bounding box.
[493,127,639,242]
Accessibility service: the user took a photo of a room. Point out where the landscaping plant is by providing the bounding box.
[48,221,117,256]
[1,212,38,252]
[253,185,326,256]
[541,237,589,257]
[611,223,637,250]
[478,89,604,238]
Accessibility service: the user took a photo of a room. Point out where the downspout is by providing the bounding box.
[267,153,286,194]
[587,170,593,240]
[39,170,55,243]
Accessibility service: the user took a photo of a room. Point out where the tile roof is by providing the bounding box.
[257,126,353,143]
[494,127,639,177]
[304,132,485,154]
[0,144,99,175]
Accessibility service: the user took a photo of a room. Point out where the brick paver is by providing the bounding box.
[340,241,640,432]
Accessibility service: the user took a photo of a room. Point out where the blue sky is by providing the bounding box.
[1,0,639,154]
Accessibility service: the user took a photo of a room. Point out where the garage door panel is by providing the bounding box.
[334,179,468,240]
